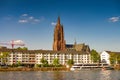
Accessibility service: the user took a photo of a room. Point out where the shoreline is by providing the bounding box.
[1,65,120,71]
[0,67,70,71]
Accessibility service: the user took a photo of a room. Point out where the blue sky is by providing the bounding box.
[0,0,120,52]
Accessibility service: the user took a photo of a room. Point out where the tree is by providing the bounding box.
[53,58,59,67]
[40,58,45,64]
[17,61,22,66]
[17,47,28,50]
[109,52,116,64]
[0,52,9,65]
[40,58,48,67]
[90,49,100,63]
[67,59,74,66]
[117,54,120,64]
[109,53,120,64]
[22,47,28,50]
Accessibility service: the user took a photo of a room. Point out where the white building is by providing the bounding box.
[35,51,92,65]
[101,51,120,65]
[100,51,110,65]
[0,49,92,65]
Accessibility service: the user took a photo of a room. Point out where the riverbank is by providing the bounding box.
[1,65,120,71]
[114,64,120,70]
[0,67,70,71]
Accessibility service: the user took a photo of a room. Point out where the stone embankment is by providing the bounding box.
[0,67,69,71]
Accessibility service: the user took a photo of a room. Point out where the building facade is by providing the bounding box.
[66,43,90,53]
[100,51,110,64]
[0,49,92,65]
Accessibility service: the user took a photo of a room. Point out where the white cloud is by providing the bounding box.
[51,22,56,26]
[18,14,44,24]
[109,16,120,22]
[34,19,40,22]
[18,19,28,23]
[22,14,28,17]
[14,40,24,44]
[10,40,24,45]
[29,16,34,20]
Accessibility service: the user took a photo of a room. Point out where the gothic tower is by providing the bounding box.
[53,17,66,51]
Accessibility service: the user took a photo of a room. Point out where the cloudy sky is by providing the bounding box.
[0,0,120,52]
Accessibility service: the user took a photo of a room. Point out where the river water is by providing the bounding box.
[0,70,120,80]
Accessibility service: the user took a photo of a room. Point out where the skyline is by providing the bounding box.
[0,0,120,52]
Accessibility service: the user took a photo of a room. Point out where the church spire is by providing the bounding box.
[74,38,77,48]
[53,17,66,51]
[57,16,60,24]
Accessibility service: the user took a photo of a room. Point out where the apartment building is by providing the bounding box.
[0,49,92,65]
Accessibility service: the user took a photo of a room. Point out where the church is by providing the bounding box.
[53,17,90,53]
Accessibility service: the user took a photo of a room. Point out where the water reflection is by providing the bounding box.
[99,70,111,80]
[52,71,64,80]
[0,70,120,80]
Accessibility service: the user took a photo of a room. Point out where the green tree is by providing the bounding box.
[109,52,116,64]
[109,53,120,64]
[53,58,59,67]
[40,58,48,67]
[17,47,28,50]
[0,52,9,65]
[17,61,22,66]
[117,54,120,64]
[67,59,74,66]
[22,47,28,50]
[40,58,45,64]
[90,49,100,63]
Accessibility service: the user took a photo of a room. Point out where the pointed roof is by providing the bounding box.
[57,16,60,24]
[74,38,77,45]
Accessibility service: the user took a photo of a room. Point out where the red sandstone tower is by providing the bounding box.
[53,17,66,51]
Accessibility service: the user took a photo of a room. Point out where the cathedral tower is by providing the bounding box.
[53,17,66,51]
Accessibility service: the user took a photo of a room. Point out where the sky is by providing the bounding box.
[0,0,120,52]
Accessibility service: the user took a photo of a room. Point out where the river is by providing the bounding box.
[0,70,120,80]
